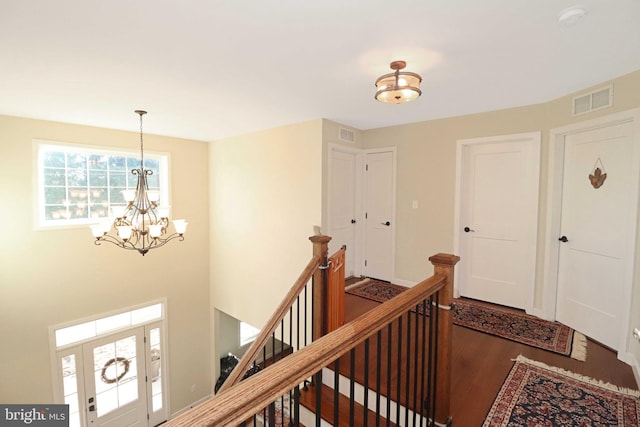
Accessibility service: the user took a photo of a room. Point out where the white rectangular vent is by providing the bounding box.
[572,84,613,116]
[339,127,356,144]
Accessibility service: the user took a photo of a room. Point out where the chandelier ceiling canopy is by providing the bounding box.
[90,110,187,255]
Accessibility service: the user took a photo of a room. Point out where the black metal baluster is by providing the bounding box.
[293,386,301,426]
[334,358,340,426]
[405,312,412,426]
[419,298,428,427]
[413,303,421,426]
[315,369,322,427]
[386,323,392,427]
[350,347,356,427]
[396,317,403,426]
[363,338,370,427]
[431,292,440,426]
[376,330,382,427]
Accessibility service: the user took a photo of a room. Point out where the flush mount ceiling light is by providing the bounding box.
[375,60,422,104]
[558,5,588,27]
[90,110,187,255]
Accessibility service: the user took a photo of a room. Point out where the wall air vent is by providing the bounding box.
[339,127,356,144]
[572,84,613,116]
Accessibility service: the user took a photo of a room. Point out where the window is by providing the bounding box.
[35,140,169,229]
[54,303,163,348]
[240,321,261,346]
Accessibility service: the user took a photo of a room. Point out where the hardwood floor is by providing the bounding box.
[338,285,638,426]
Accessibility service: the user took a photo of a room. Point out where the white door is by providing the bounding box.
[83,328,148,426]
[457,133,540,310]
[328,149,357,277]
[364,150,395,282]
[556,121,638,349]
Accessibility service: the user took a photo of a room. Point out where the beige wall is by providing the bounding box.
[363,69,640,367]
[208,119,323,379]
[0,115,211,413]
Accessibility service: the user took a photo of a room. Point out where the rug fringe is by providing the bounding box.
[570,331,587,361]
[514,355,640,398]
[345,277,371,291]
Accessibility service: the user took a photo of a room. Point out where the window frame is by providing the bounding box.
[33,139,171,230]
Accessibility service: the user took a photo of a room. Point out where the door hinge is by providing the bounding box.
[365,212,368,219]
[366,164,368,171]
[145,375,148,383]
[144,336,147,343]
[365,260,367,267]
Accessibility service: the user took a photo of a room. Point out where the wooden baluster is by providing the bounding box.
[429,253,460,426]
[327,245,346,332]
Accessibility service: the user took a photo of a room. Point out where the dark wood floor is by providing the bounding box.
[341,281,639,426]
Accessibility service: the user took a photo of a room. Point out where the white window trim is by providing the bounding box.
[33,139,171,231]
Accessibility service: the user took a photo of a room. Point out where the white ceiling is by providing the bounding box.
[1,1,639,141]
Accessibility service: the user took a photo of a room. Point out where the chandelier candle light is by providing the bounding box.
[90,110,187,255]
[375,60,422,104]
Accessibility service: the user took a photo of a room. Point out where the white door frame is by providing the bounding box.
[327,144,396,281]
[542,108,640,360]
[327,143,365,277]
[363,147,397,282]
[453,132,541,314]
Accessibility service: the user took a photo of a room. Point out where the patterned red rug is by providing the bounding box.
[345,278,586,360]
[483,355,640,426]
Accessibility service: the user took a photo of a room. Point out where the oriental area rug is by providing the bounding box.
[482,355,640,426]
[345,278,586,360]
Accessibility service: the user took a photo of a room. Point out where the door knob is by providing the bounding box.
[351,219,356,224]
[464,227,475,233]
[558,235,569,242]
[381,221,391,226]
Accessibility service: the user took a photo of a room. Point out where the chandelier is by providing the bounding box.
[90,110,187,256]
[375,60,422,104]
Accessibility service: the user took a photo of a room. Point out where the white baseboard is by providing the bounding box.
[170,394,213,419]
[392,277,417,287]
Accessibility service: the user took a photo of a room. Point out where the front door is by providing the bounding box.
[83,328,147,426]
[556,120,638,349]
[457,133,540,310]
[364,150,395,282]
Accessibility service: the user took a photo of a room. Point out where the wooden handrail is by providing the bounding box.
[217,254,322,393]
[165,273,449,427]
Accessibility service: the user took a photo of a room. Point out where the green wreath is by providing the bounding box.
[100,357,130,384]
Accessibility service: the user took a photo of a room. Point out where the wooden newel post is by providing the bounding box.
[429,253,460,426]
[310,235,331,341]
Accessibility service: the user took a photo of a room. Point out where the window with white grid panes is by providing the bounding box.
[36,141,168,228]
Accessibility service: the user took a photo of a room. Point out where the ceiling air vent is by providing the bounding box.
[339,127,356,144]
[572,84,613,116]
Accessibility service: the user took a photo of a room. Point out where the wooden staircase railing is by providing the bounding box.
[218,235,345,393]
[165,244,459,427]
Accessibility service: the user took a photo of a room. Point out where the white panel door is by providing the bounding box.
[328,149,357,277]
[458,134,540,310]
[83,328,148,427]
[364,150,395,282]
[556,121,637,349]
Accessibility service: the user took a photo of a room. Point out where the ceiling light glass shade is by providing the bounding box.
[375,60,422,104]
[90,110,187,256]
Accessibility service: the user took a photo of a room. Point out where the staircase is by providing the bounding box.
[164,236,459,427]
